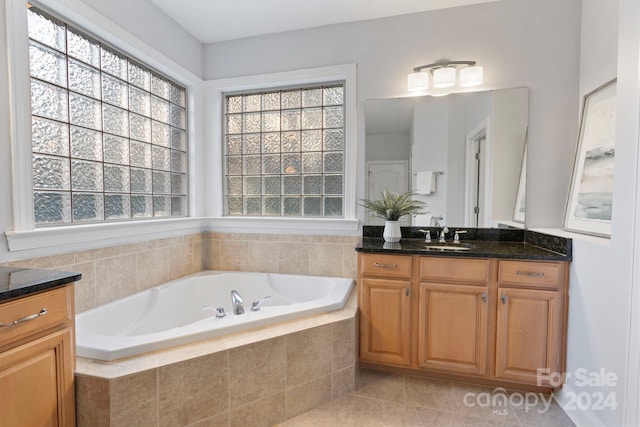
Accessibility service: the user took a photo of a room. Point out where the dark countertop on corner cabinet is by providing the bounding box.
[355,227,572,261]
[0,267,81,303]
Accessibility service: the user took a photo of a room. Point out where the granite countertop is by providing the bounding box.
[356,227,572,261]
[0,267,81,303]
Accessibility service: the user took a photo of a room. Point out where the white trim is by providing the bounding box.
[465,117,491,227]
[204,64,358,229]
[4,218,206,260]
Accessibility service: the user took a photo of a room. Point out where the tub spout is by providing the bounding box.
[231,290,244,315]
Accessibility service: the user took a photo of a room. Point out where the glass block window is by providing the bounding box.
[27,5,188,225]
[224,85,344,217]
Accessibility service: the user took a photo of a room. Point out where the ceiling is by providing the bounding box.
[150,0,501,44]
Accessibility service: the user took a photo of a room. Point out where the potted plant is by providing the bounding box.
[360,190,427,242]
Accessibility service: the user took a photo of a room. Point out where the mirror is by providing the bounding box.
[365,88,528,228]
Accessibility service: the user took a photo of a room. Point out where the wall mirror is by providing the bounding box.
[364,88,528,228]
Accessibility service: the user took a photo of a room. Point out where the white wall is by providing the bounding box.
[365,133,410,161]
[204,0,582,228]
[549,1,631,426]
[78,0,204,78]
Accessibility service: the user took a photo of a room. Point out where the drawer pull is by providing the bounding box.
[516,271,545,277]
[0,308,48,328]
[373,262,398,269]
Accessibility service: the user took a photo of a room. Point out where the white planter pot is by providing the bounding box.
[383,221,402,242]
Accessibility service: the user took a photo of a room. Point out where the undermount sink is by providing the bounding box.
[423,243,474,252]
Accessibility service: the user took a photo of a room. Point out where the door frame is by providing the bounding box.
[465,117,493,227]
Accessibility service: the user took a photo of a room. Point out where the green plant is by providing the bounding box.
[360,190,427,221]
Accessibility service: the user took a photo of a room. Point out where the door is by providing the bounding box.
[366,161,409,225]
[0,328,75,427]
[359,278,412,366]
[417,283,488,375]
[465,118,490,227]
[495,287,563,386]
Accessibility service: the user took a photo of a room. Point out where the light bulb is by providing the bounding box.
[460,65,483,87]
[407,72,428,92]
[433,67,456,88]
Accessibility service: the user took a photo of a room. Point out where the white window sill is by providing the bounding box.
[5,218,207,257]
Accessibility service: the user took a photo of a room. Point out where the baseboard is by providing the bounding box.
[554,384,607,427]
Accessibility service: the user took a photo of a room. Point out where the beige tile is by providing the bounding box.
[332,365,356,399]
[220,240,248,271]
[285,375,332,419]
[204,238,222,270]
[323,235,359,244]
[95,254,138,305]
[191,239,204,273]
[222,232,261,241]
[461,415,521,426]
[136,249,169,291]
[158,352,229,427]
[8,252,75,269]
[350,395,407,427]
[95,245,124,259]
[166,243,192,281]
[405,405,465,426]
[333,318,356,370]
[185,233,203,243]
[75,375,110,427]
[70,261,96,313]
[110,370,158,427]
[229,337,286,409]
[291,234,318,243]
[278,242,309,275]
[278,394,357,427]
[230,392,286,427]
[262,233,292,242]
[153,236,185,248]
[286,326,332,387]
[121,240,154,255]
[450,382,520,423]
[352,369,405,403]
[404,375,455,410]
[74,249,99,264]
[511,395,574,427]
[342,245,358,279]
[309,244,344,277]
[187,411,230,427]
[246,241,280,273]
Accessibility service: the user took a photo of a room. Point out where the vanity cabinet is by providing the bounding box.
[359,254,412,366]
[0,285,76,427]
[358,253,569,390]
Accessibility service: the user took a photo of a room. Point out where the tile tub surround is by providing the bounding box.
[1,232,359,314]
[75,289,357,427]
[3,233,205,313]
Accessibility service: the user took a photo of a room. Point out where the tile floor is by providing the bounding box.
[279,369,575,427]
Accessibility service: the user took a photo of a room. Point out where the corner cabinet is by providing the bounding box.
[358,253,569,390]
[0,285,76,427]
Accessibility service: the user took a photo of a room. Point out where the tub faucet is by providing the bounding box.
[231,290,244,315]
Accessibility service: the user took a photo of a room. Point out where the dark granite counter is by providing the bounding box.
[356,227,571,261]
[0,267,81,303]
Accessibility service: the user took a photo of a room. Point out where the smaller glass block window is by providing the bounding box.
[27,5,188,225]
[224,85,344,217]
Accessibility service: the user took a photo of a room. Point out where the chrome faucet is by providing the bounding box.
[231,290,244,315]
[250,295,272,311]
[438,227,449,243]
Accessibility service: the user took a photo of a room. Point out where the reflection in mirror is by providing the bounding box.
[365,88,528,228]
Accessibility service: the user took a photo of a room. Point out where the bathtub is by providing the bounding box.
[76,271,354,361]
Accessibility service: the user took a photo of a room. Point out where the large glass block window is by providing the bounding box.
[224,85,344,217]
[27,5,188,225]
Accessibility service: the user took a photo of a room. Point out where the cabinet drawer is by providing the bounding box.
[360,253,412,278]
[420,257,490,284]
[0,286,72,347]
[498,260,563,289]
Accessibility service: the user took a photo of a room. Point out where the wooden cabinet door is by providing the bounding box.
[359,278,412,366]
[0,328,76,427]
[495,287,562,385]
[417,283,488,375]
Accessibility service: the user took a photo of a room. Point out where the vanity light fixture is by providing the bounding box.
[408,60,483,92]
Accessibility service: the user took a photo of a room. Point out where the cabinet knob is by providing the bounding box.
[481,292,487,303]
[500,294,507,304]
[405,287,410,297]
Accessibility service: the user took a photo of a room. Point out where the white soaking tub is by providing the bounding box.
[76,271,354,361]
